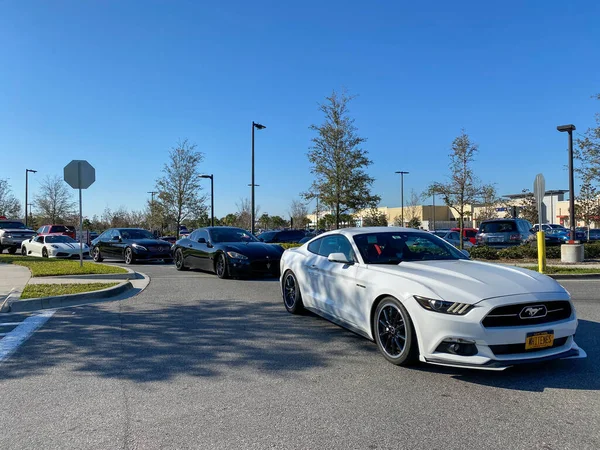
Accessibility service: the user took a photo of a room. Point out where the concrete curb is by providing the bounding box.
[34,271,142,281]
[548,273,600,280]
[5,280,134,313]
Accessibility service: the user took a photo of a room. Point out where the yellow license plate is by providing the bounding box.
[525,332,554,350]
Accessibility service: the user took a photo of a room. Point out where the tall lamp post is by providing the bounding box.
[200,174,214,227]
[25,169,37,227]
[431,191,436,232]
[147,191,158,234]
[557,124,576,243]
[395,171,409,226]
[251,121,266,235]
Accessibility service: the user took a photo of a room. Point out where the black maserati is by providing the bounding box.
[172,227,284,278]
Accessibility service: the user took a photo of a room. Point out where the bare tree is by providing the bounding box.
[576,179,599,230]
[404,189,422,225]
[156,139,207,237]
[575,93,600,183]
[235,198,260,230]
[34,175,76,223]
[0,178,22,218]
[475,185,500,223]
[303,89,380,229]
[289,199,310,229]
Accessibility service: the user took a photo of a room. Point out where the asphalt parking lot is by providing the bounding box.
[1,262,599,450]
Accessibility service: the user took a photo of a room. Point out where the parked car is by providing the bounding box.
[432,230,474,249]
[587,228,600,242]
[91,228,173,264]
[533,224,587,242]
[159,235,177,245]
[21,234,89,258]
[257,229,307,244]
[280,227,585,369]
[450,227,478,245]
[476,219,533,248]
[36,224,77,240]
[0,220,36,254]
[172,226,284,278]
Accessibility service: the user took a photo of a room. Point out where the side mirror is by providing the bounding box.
[111,235,120,241]
[197,238,206,244]
[461,249,470,258]
[327,252,354,264]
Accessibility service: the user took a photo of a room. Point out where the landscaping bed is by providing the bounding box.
[20,282,120,299]
[0,255,128,277]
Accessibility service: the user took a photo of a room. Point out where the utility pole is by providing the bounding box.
[395,171,409,227]
[147,191,158,233]
[25,169,37,227]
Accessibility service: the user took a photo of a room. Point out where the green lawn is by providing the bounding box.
[0,255,127,277]
[521,265,600,275]
[20,282,120,299]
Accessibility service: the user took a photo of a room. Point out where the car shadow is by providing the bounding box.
[412,319,600,392]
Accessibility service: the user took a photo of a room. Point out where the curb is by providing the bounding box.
[4,280,134,313]
[548,273,600,280]
[34,271,142,281]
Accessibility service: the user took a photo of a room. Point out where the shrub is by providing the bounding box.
[470,246,499,260]
[584,243,600,259]
[546,246,561,259]
[278,243,303,250]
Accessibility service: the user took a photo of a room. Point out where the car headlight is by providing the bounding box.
[132,243,147,251]
[5,233,12,238]
[226,251,248,260]
[414,295,473,315]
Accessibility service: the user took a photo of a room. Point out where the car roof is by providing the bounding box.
[318,226,430,238]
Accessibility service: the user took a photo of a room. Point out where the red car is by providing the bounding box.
[451,227,478,245]
[36,224,77,239]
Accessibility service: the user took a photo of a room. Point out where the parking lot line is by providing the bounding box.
[0,310,55,363]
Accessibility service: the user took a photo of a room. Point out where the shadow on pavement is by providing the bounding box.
[414,319,600,392]
[0,300,369,383]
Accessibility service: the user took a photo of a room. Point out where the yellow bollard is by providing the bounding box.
[537,231,546,273]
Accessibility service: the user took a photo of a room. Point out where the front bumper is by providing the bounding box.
[132,249,172,260]
[228,257,281,278]
[3,237,33,247]
[407,292,586,371]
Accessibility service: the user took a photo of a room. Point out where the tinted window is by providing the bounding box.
[209,228,258,243]
[46,235,76,243]
[480,221,517,233]
[97,230,110,240]
[37,227,44,234]
[279,230,305,242]
[447,232,459,240]
[307,238,322,254]
[353,231,465,264]
[0,221,27,229]
[197,230,209,242]
[50,225,67,233]
[318,235,355,261]
[258,231,277,242]
[465,230,477,238]
[120,229,154,239]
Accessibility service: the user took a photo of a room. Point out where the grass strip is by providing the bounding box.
[20,282,119,299]
[0,255,127,277]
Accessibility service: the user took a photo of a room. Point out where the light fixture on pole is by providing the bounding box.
[557,124,576,243]
[200,175,214,227]
[25,169,37,227]
[395,171,409,227]
[251,121,266,235]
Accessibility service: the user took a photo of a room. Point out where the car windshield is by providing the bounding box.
[51,225,67,232]
[210,228,258,243]
[0,221,27,229]
[431,231,448,237]
[480,221,517,233]
[45,235,76,243]
[258,231,277,241]
[353,231,467,264]
[120,229,154,240]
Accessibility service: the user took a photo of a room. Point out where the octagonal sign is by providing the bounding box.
[64,160,96,189]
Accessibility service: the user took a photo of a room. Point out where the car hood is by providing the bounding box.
[221,242,283,258]
[370,259,567,304]
[1,228,35,234]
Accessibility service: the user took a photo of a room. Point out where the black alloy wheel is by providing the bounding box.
[93,247,103,262]
[42,247,48,258]
[21,246,27,256]
[124,247,135,265]
[174,249,187,271]
[373,297,418,366]
[215,253,229,279]
[282,270,304,314]
[7,247,17,255]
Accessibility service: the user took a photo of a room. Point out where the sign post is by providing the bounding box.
[534,174,546,273]
[64,160,96,267]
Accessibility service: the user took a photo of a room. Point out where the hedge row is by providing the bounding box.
[470,243,600,260]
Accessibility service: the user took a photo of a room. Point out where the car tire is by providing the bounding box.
[373,296,419,366]
[21,246,27,256]
[282,270,304,314]
[93,247,104,262]
[174,249,187,271]
[7,247,17,255]
[42,247,49,258]
[124,247,135,265]
[215,253,229,279]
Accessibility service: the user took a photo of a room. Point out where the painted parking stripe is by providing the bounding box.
[0,310,55,363]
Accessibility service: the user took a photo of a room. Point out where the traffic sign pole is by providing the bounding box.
[64,160,95,267]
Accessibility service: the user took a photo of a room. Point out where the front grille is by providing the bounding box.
[250,260,278,273]
[482,301,572,327]
[490,336,569,355]
[147,246,170,253]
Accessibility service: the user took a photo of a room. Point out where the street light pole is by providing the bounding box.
[432,192,436,231]
[557,124,577,242]
[251,121,266,235]
[395,171,409,227]
[200,175,214,227]
[147,191,158,234]
[25,169,37,227]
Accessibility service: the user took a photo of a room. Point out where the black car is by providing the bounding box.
[91,228,173,264]
[172,226,284,278]
[257,229,307,244]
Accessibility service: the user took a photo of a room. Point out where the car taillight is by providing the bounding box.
[509,234,521,241]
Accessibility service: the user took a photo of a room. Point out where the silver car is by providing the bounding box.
[476,219,533,248]
[431,230,474,249]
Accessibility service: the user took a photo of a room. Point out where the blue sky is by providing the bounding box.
[1,0,599,220]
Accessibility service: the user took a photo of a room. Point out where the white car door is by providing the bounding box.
[28,235,44,256]
[312,235,361,326]
[294,241,323,309]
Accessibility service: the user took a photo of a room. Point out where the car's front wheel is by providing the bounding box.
[124,247,135,265]
[282,270,304,314]
[93,247,103,262]
[215,253,229,279]
[21,246,27,256]
[373,297,419,366]
[174,249,187,271]
[42,247,49,258]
